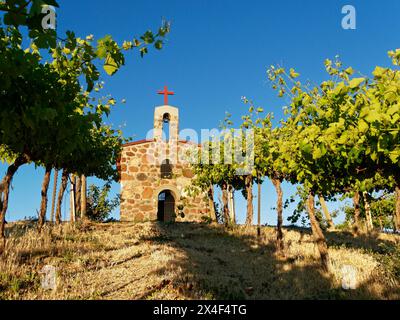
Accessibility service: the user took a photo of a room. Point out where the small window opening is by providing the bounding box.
[161,159,173,179]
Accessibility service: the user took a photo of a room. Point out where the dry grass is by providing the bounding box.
[0,221,399,300]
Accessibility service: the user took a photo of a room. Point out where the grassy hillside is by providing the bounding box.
[0,221,399,300]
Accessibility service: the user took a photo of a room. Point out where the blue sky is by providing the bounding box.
[2,0,400,224]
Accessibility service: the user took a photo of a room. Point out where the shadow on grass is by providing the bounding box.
[141,222,399,300]
[325,229,399,254]
[3,222,100,264]
[3,221,399,300]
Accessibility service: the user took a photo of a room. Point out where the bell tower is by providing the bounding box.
[153,106,179,143]
[153,86,179,143]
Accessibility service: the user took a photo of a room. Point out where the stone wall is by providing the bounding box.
[119,140,211,222]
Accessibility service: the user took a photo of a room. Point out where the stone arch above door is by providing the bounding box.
[152,185,180,204]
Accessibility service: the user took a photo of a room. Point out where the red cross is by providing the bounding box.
[157,86,175,105]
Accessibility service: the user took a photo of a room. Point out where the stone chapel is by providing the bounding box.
[118,89,212,223]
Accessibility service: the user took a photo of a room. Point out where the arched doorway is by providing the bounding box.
[157,190,175,222]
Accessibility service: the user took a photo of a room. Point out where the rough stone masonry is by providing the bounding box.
[118,104,211,222]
